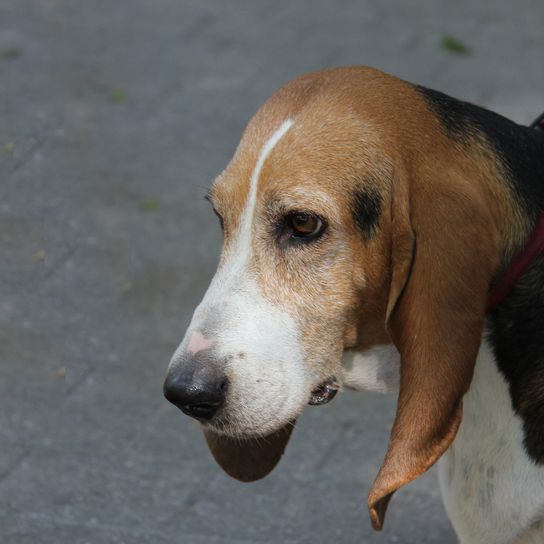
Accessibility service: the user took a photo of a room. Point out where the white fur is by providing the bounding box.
[236,118,294,264]
[169,119,311,436]
[438,336,544,544]
[341,345,400,393]
[207,279,307,436]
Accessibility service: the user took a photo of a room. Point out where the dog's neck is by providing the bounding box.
[483,118,544,463]
[486,250,544,463]
[487,214,544,312]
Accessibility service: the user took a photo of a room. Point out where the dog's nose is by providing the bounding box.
[163,360,228,421]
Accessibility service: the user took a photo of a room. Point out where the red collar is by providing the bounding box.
[486,213,544,313]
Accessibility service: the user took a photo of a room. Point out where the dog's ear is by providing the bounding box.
[368,163,500,530]
[203,422,295,482]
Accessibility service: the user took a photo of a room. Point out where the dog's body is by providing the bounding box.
[164,67,544,543]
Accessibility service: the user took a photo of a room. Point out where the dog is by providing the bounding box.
[163,66,544,543]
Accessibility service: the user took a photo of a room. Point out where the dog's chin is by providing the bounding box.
[202,417,295,439]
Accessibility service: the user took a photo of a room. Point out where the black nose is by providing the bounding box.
[163,360,228,421]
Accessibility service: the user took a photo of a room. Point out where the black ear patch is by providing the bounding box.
[352,187,382,240]
[415,85,544,221]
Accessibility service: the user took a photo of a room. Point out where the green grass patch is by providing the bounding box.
[109,90,127,103]
[441,35,472,56]
[0,47,22,60]
[140,198,160,212]
[1,142,14,154]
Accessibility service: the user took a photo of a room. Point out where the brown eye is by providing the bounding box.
[288,213,324,238]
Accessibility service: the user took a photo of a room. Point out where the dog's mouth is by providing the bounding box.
[308,377,339,406]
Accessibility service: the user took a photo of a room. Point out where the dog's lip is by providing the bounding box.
[308,377,339,406]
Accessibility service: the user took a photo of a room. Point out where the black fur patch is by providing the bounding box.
[487,253,544,462]
[416,85,544,463]
[352,187,382,240]
[416,85,544,222]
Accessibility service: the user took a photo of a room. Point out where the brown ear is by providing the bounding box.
[368,164,500,530]
[203,421,295,482]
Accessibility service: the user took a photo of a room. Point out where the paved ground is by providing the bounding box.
[1,1,543,543]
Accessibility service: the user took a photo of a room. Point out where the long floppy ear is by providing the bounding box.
[368,163,500,530]
[203,421,295,482]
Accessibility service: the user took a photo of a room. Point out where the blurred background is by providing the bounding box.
[1,1,543,543]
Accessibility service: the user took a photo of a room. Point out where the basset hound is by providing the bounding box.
[164,66,544,544]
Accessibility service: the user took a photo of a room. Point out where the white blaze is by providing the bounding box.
[233,118,294,270]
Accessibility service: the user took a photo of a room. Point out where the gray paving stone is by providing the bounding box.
[1,0,543,542]
[0,514,265,544]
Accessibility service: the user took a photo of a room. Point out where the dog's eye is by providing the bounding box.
[287,213,325,239]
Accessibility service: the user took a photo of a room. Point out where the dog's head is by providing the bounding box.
[164,67,508,528]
